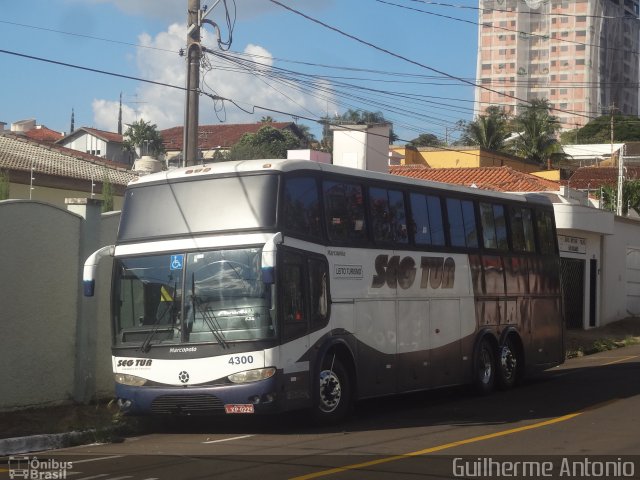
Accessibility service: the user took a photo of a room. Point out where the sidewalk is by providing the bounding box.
[2,317,639,455]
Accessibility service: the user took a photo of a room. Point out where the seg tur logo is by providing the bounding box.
[371,254,455,290]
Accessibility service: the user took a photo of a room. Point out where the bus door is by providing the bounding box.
[279,248,331,408]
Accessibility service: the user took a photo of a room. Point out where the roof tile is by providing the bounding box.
[0,133,137,186]
[566,166,640,189]
[389,165,559,192]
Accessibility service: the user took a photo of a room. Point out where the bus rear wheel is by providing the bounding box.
[497,336,521,389]
[313,355,352,424]
[473,338,496,395]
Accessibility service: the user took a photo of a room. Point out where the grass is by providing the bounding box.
[566,335,640,359]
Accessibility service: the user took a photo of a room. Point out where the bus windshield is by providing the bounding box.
[113,248,276,347]
[117,174,278,242]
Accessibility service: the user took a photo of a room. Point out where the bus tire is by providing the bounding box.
[497,335,521,389]
[313,355,352,424]
[473,338,496,395]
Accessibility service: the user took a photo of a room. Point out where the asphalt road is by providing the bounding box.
[2,345,640,480]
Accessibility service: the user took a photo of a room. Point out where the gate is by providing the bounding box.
[560,258,584,329]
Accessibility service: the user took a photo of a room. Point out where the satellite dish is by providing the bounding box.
[525,0,543,9]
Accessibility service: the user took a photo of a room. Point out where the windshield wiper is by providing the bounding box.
[191,273,228,348]
[140,282,178,353]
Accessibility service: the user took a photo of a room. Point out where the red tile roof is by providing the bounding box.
[566,166,640,189]
[389,165,559,192]
[24,126,64,143]
[161,122,298,150]
[56,127,124,145]
[81,127,124,143]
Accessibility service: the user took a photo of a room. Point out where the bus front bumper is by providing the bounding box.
[115,376,280,415]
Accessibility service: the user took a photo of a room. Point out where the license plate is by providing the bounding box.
[224,404,255,414]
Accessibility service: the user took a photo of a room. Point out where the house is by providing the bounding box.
[390,145,547,176]
[57,127,133,166]
[2,118,64,144]
[0,132,137,209]
[160,122,306,164]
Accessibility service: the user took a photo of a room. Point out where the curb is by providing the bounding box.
[0,431,94,456]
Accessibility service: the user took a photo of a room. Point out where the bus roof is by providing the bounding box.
[129,159,553,208]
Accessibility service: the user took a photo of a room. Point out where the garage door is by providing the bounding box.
[626,248,640,316]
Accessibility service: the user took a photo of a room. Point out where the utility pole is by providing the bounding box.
[183,0,201,167]
[617,143,625,216]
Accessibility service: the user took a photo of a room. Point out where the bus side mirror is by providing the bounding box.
[83,245,115,297]
[261,233,282,285]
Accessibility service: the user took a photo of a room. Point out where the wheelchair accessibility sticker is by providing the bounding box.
[170,254,184,270]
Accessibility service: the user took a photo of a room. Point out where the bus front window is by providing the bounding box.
[184,248,277,343]
[114,254,184,346]
[113,248,276,347]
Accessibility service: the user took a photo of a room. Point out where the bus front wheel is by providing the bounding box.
[313,355,352,424]
[473,338,496,395]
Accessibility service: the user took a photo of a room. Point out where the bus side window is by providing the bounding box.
[446,198,478,248]
[480,203,507,250]
[369,187,408,245]
[283,177,322,239]
[510,206,535,252]
[323,180,367,242]
[410,193,446,247]
[536,210,556,254]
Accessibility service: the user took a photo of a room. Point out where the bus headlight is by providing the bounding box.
[228,367,276,384]
[114,373,147,386]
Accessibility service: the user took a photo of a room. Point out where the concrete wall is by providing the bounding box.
[602,217,640,324]
[7,182,124,211]
[0,199,118,411]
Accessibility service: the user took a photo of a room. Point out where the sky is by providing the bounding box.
[0,0,479,144]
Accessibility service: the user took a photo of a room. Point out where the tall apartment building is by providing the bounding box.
[475,0,640,130]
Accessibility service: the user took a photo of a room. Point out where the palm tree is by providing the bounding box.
[460,106,510,151]
[123,119,165,158]
[510,99,563,169]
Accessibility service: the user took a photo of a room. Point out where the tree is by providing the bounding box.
[562,115,640,144]
[407,133,443,148]
[0,170,9,200]
[294,123,315,148]
[596,180,640,215]
[260,116,275,123]
[101,170,114,213]
[459,106,510,151]
[123,119,166,158]
[510,99,563,169]
[226,125,303,160]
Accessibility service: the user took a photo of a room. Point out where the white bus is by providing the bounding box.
[84,159,564,422]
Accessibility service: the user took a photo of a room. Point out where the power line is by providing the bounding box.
[377,0,640,56]
[0,19,180,54]
[268,0,594,121]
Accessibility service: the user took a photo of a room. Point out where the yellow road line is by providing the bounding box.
[290,412,582,480]
[601,355,638,366]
